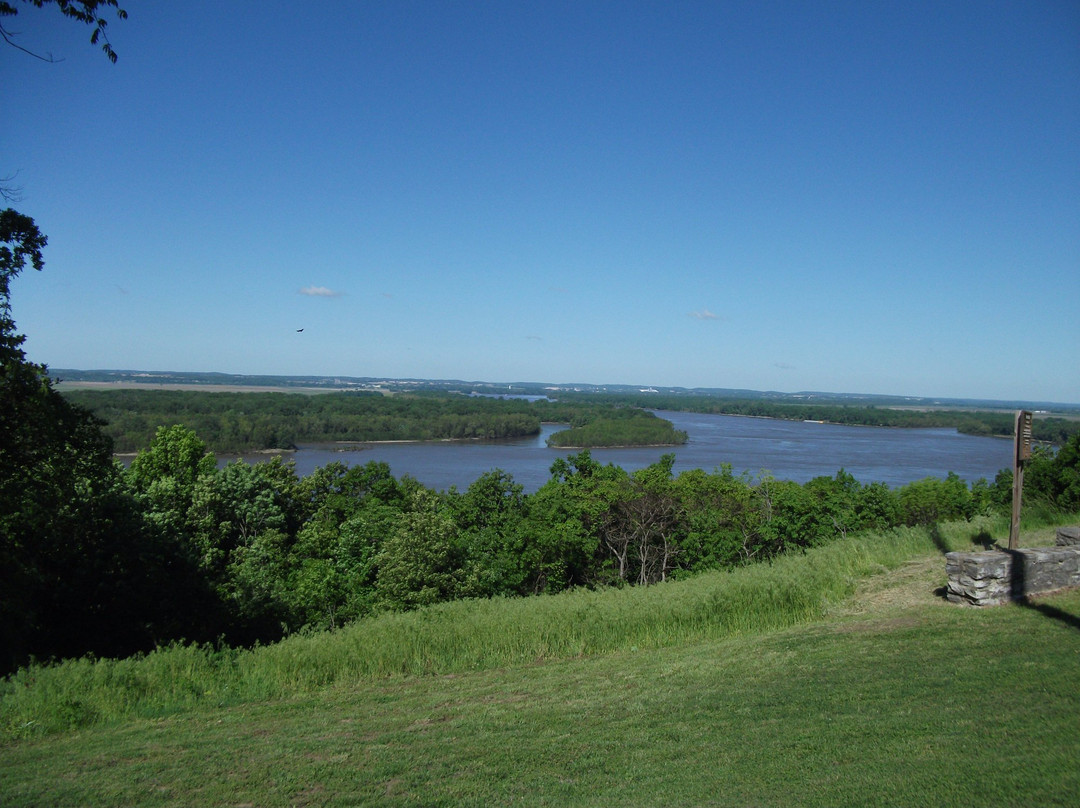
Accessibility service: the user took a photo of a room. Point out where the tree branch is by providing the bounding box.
[1,173,24,204]
[0,21,61,61]
[1,1,126,63]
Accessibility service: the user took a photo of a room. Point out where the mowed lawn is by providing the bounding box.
[3,545,1079,806]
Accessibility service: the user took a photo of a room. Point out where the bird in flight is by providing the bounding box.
[296,328,304,332]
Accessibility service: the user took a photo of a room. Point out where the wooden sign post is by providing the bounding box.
[1009,410,1033,550]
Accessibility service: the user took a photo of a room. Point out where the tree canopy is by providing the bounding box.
[0,0,127,62]
[1,209,196,672]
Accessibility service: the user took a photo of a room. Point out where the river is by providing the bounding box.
[240,410,1014,493]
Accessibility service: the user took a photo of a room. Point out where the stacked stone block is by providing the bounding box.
[1057,526,1080,546]
[945,530,1080,606]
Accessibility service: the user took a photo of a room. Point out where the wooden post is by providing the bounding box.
[1010,410,1033,550]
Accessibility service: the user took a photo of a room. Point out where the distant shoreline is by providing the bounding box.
[57,381,339,395]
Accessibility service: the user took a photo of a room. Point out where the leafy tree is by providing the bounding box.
[673,465,766,570]
[181,458,307,639]
[187,458,301,577]
[0,210,190,671]
[617,455,684,585]
[795,471,862,543]
[0,0,127,62]
[450,469,531,597]
[521,451,623,590]
[283,461,408,629]
[1022,433,1080,513]
[559,454,688,586]
[375,489,461,611]
[222,528,291,635]
[517,486,597,594]
[852,480,901,532]
[895,473,974,526]
[330,502,402,617]
[756,476,814,554]
[126,424,217,542]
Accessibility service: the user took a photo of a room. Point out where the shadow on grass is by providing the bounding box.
[929,524,949,555]
[928,524,995,556]
[1004,546,1080,632]
[930,527,1080,626]
[1015,598,1080,633]
[1002,538,1080,632]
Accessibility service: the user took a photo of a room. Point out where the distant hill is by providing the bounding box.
[49,368,1080,414]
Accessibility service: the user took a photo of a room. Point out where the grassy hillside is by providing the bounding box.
[2,517,1079,806]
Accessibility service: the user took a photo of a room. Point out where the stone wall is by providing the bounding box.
[1057,526,1080,546]
[945,527,1080,606]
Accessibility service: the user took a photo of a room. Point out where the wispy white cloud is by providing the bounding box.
[298,286,342,298]
[689,309,721,321]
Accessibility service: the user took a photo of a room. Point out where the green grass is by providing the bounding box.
[2,516,1079,806]
[0,518,964,736]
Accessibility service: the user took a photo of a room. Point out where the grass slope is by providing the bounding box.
[2,521,1079,806]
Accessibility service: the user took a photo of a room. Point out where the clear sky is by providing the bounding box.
[4,1,1078,402]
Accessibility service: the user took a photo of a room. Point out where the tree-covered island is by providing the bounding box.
[58,388,689,453]
[57,385,1078,456]
[556,392,1080,445]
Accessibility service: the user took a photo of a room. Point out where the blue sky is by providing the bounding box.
[4,1,1078,402]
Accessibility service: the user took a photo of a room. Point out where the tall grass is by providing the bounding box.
[0,514,1037,740]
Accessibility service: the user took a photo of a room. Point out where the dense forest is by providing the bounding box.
[61,389,543,452]
[560,393,1080,444]
[59,388,689,452]
[545,408,688,447]
[61,388,1080,457]
[4,413,1080,675]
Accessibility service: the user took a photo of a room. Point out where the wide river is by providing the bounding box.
[255,410,1015,493]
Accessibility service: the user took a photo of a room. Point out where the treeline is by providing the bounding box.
[59,388,1080,456]
[59,389,693,453]
[60,390,546,452]
[546,408,688,447]
[560,393,1080,443]
[6,417,1079,675]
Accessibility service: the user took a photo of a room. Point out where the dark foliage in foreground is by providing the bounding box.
[7,407,1079,673]
[1,210,194,672]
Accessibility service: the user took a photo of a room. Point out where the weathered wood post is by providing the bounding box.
[1009,410,1032,550]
